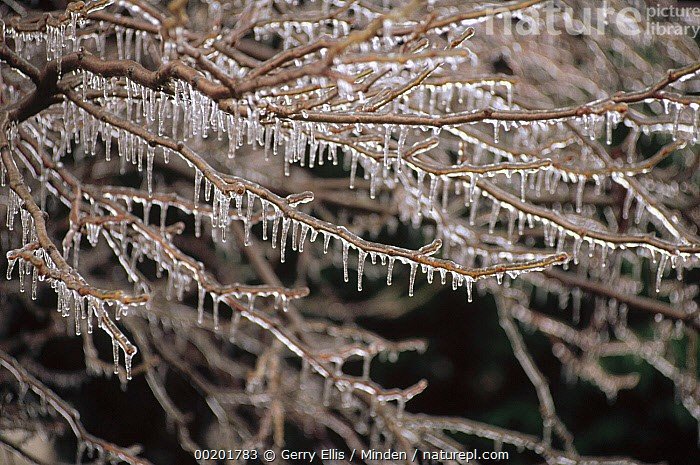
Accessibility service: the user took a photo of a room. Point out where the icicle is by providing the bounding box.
[31,265,38,301]
[18,259,25,294]
[451,272,460,290]
[408,263,417,296]
[469,174,477,204]
[342,241,350,282]
[212,295,220,330]
[193,169,202,205]
[672,104,681,141]
[383,125,392,168]
[349,151,359,189]
[427,175,438,210]
[357,250,366,291]
[280,218,291,262]
[261,201,268,240]
[387,257,395,285]
[572,237,582,265]
[575,175,585,213]
[441,178,450,212]
[505,81,513,107]
[488,200,501,233]
[244,191,254,245]
[655,254,668,293]
[6,258,16,281]
[197,283,205,325]
[298,224,309,252]
[125,352,133,381]
[271,211,280,248]
[396,126,407,169]
[291,220,299,251]
[204,179,211,203]
[323,232,331,254]
[112,339,119,375]
[194,210,202,239]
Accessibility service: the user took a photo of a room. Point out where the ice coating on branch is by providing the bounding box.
[2,0,700,459]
